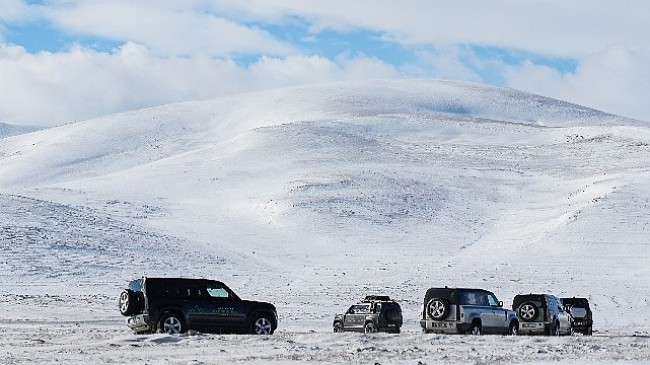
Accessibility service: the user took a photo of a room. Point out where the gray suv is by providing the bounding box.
[420,287,518,335]
[513,294,573,336]
[333,295,402,333]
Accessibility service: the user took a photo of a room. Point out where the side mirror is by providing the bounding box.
[498,301,503,307]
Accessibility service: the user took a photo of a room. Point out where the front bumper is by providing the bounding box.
[126,314,152,333]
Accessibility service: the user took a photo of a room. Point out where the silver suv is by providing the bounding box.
[333,295,402,334]
[420,287,518,335]
[512,294,573,336]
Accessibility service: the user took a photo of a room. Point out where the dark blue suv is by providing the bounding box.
[119,277,278,335]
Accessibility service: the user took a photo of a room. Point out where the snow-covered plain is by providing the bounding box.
[1,79,649,364]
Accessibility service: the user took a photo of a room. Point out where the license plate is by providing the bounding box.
[522,323,540,328]
[431,322,450,328]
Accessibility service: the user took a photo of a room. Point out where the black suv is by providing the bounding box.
[420,287,518,335]
[118,277,278,335]
[562,297,593,335]
[333,295,403,333]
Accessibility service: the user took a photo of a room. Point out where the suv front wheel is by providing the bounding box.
[252,315,273,335]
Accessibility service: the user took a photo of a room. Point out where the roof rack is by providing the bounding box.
[361,295,392,302]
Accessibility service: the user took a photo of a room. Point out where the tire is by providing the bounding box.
[118,289,141,316]
[518,302,538,322]
[158,312,186,334]
[586,326,593,336]
[469,321,482,335]
[427,298,450,320]
[364,322,377,334]
[251,315,274,335]
[553,322,560,336]
[508,321,519,336]
[333,322,344,333]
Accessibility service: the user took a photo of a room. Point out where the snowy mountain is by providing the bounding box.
[1,79,649,364]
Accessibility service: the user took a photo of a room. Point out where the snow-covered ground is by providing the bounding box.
[1,79,649,364]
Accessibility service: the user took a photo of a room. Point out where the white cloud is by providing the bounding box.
[0,43,399,126]
[36,1,295,57]
[205,1,650,56]
[1,1,650,125]
[0,0,30,22]
[504,46,650,120]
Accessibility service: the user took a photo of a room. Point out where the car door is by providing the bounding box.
[204,281,247,333]
[549,296,570,334]
[486,293,509,333]
[183,282,213,331]
[343,304,370,331]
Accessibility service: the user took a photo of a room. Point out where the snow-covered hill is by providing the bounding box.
[1,79,649,364]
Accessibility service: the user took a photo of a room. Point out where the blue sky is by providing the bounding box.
[1,1,649,126]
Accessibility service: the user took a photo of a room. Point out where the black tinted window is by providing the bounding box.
[147,280,202,298]
[460,291,490,306]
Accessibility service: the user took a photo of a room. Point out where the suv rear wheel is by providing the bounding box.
[159,312,185,334]
[364,322,377,334]
[469,321,482,335]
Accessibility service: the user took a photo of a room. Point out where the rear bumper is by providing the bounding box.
[420,320,469,334]
[518,321,548,334]
[572,320,592,332]
[126,314,152,333]
[379,323,401,333]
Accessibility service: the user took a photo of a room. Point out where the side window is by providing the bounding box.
[460,291,472,304]
[487,294,499,306]
[206,283,230,298]
[462,291,489,305]
[349,304,371,314]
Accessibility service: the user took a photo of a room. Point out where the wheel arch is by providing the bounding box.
[251,310,277,329]
[154,307,187,327]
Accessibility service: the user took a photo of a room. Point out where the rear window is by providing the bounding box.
[128,279,143,292]
[562,297,589,308]
[424,288,460,305]
[382,302,402,313]
[512,294,547,310]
